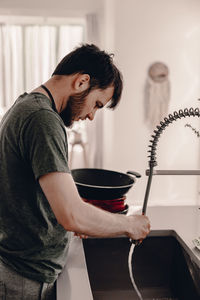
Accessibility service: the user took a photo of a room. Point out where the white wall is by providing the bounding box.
[103,0,200,207]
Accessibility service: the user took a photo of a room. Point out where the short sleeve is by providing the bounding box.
[20,109,70,179]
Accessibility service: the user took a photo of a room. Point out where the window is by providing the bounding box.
[0,15,85,115]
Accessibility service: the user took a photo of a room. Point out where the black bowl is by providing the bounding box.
[71,168,136,200]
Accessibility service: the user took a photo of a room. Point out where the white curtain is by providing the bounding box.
[58,25,83,60]
[24,25,57,92]
[0,25,24,112]
[85,14,103,168]
[0,23,84,115]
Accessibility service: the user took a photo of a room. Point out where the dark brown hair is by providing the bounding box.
[52,44,123,109]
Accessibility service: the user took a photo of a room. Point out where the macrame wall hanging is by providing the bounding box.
[145,62,170,129]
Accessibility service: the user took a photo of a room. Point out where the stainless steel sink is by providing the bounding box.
[83,235,200,300]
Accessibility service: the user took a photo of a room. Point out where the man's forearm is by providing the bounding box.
[64,200,130,238]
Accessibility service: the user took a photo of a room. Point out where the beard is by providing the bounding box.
[59,88,90,127]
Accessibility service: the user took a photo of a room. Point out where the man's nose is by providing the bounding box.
[87,110,96,121]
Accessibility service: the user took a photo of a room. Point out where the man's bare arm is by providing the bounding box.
[39,172,150,240]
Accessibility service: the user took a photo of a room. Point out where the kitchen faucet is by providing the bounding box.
[130,108,200,299]
[142,107,200,215]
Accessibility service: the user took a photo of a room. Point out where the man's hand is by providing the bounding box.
[126,215,150,241]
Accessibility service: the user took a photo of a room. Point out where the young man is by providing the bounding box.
[0,44,150,299]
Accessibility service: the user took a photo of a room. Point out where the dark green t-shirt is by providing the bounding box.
[0,92,71,283]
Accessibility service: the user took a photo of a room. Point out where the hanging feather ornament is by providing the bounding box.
[145,62,170,129]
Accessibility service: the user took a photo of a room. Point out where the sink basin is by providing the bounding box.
[83,235,200,300]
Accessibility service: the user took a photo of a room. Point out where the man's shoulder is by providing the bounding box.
[15,92,63,126]
[1,93,65,138]
[16,92,53,112]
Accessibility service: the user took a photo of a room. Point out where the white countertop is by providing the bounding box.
[57,205,200,300]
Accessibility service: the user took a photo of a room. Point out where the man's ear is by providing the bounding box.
[74,74,90,92]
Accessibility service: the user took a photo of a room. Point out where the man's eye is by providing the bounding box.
[96,102,104,109]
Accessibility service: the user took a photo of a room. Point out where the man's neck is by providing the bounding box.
[31,76,72,113]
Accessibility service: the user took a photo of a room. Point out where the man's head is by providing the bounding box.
[52,44,123,126]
